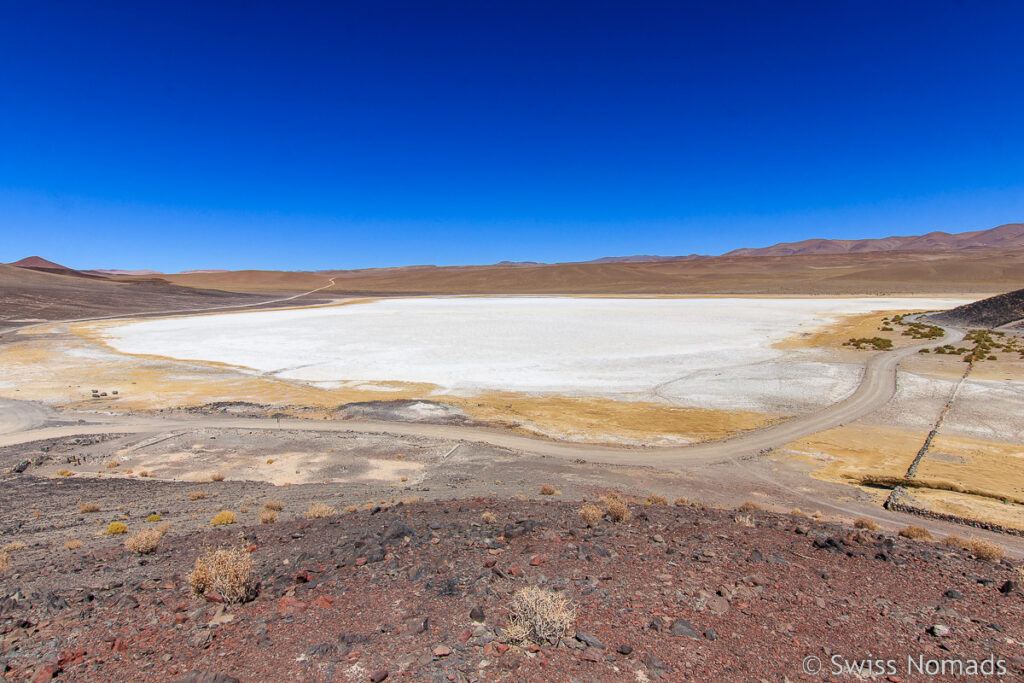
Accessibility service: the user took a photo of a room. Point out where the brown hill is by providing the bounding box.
[0,264,264,328]
[7,255,82,274]
[158,247,1024,296]
[724,222,1024,258]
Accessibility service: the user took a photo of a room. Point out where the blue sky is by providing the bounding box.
[1,1,1022,271]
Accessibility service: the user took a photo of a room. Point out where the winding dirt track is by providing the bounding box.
[0,326,963,471]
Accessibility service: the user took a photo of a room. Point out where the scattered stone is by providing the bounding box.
[470,606,485,622]
[929,624,951,637]
[616,644,633,655]
[670,619,699,638]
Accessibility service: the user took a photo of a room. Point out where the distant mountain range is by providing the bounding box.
[6,222,1023,273]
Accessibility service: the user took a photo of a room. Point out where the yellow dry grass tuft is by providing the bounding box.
[645,494,668,506]
[481,511,497,524]
[578,503,603,526]
[0,552,8,574]
[209,511,236,526]
[503,586,576,645]
[146,514,163,522]
[898,525,933,541]
[258,508,278,524]
[78,502,101,514]
[124,525,168,554]
[2,541,27,553]
[263,499,284,511]
[209,472,225,482]
[189,490,207,501]
[737,501,763,512]
[539,484,556,496]
[343,505,359,514]
[966,538,1004,562]
[188,547,258,604]
[304,502,337,519]
[65,539,83,550]
[854,518,880,531]
[106,522,128,535]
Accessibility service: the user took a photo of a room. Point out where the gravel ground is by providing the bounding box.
[2,498,1022,682]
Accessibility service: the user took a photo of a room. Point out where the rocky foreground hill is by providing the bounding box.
[928,287,1024,328]
[1,496,1022,682]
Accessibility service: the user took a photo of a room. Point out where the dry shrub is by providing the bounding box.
[209,511,236,526]
[503,586,576,645]
[65,539,83,550]
[2,541,27,553]
[210,472,225,482]
[854,518,880,531]
[539,484,556,496]
[943,535,970,550]
[105,461,120,469]
[265,458,275,464]
[733,513,754,527]
[106,522,128,535]
[343,505,359,513]
[674,497,692,507]
[78,502,101,514]
[737,501,763,512]
[137,471,150,478]
[0,552,8,574]
[481,511,497,524]
[578,503,603,526]
[188,547,258,604]
[645,494,668,506]
[605,499,631,523]
[791,508,807,517]
[967,538,1004,562]
[56,470,74,477]
[898,525,933,540]
[189,490,207,501]
[305,502,337,519]
[258,508,278,524]
[146,514,163,522]
[125,525,167,554]
[263,499,285,511]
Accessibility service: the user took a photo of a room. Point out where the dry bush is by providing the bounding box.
[125,526,166,554]
[146,514,163,522]
[65,539,83,550]
[737,501,763,512]
[967,538,1004,562]
[898,525,933,540]
[539,484,556,496]
[0,552,8,574]
[578,503,603,526]
[188,547,258,604]
[733,513,754,527]
[343,505,359,513]
[189,490,207,501]
[645,494,668,506]
[78,502,101,514]
[137,471,150,477]
[943,535,970,550]
[105,461,120,469]
[106,522,128,535]
[605,499,631,523]
[56,470,74,477]
[854,518,880,531]
[503,586,576,645]
[791,508,807,517]
[674,497,692,507]
[305,502,337,519]
[481,511,497,524]
[209,511,237,526]
[263,499,285,511]
[2,541,27,553]
[258,508,278,524]
[210,472,225,482]
[265,458,275,464]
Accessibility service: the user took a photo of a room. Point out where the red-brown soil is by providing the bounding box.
[2,496,1021,681]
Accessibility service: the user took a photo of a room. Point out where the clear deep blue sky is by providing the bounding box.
[1,1,1023,271]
